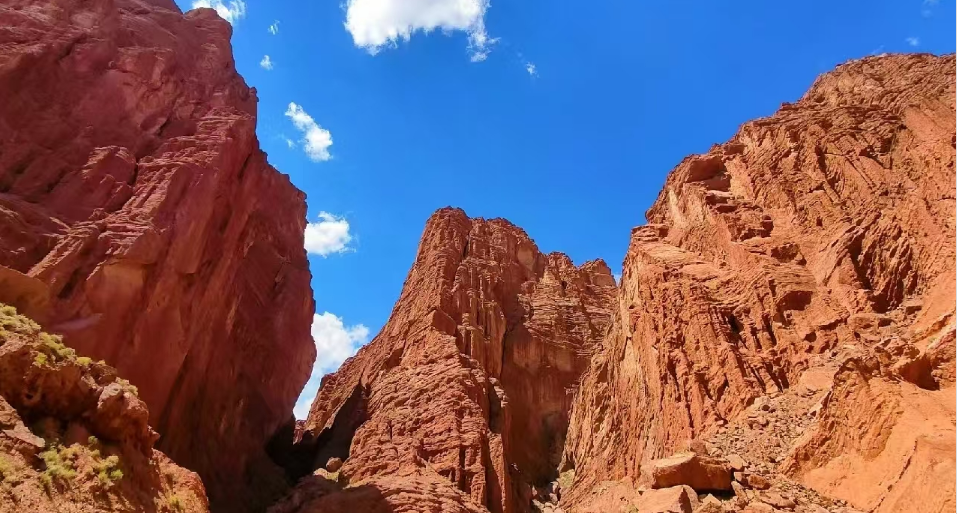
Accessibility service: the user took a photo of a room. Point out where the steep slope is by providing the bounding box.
[281,208,617,512]
[0,0,315,510]
[0,303,208,512]
[560,53,956,512]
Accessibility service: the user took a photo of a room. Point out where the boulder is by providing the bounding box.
[635,485,699,513]
[762,492,796,509]
[745,474,771,490]
[727,454,747,472]
[643,452,733,492]
[742,501,775,512]
[325,457,343,473]
[695,494,724,513]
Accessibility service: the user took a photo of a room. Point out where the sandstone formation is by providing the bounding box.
[0,303,207,512]
[282,209,617,512]
[2,2,953,511]
[0,0,315,509]
[559,53,956,512]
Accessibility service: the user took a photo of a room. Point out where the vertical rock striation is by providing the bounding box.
[287,208,616,512]
[0,0,315,509]
[561,53,956,512]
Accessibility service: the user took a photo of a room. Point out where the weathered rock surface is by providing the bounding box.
[0,303,208,512]
[280,208,616,512]
[560,53,956,513]
[0,0,315,509]
[633,485,698,513]
[639,451,732,492]
[269,470,487,514]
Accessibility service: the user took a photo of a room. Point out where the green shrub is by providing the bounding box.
[167,494,184,512]
[0,304,40,336]
[39,444,78,492]
[116,378,139,397]
[39,332,75,362]
[34,353,49,367]
[76,356,93,367]
[558,469,575,492]
[94,453,123,487]
[0,455,15,484]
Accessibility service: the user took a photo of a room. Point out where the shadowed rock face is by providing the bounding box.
[0,0,315,510]
[291,208,617,512]
[561,53,956,512]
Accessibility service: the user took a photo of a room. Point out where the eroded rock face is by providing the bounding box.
[0,303,208,512]
[560,53,956,513]
[286,208,616,512]
[0,1,315,509]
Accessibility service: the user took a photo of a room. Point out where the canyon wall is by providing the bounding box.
[2,3,953,512]
[561,53,956,512]
[283,208,617,512]
[0,0,315,510]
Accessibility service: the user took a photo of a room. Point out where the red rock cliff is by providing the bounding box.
[0,0,315,510]
[282,208,616,512]
[561,53,956,512]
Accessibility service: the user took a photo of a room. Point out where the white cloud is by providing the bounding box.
[260,55,273,70]
[191,0,246,24]
[525,62,537,76]
[905,36,920,47]
[284,136,295,148]
[305,212,353,256]
[294,312,371,419]
[285,102,333,162]
[344,0,497,61]
[268,20,280,35]
[613,273,621,284]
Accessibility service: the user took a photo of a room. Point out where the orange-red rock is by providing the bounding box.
[287,208,616,512]
[560,53,955,512]
[640,452,732,492]
[633,485,698,513]
[0,1,315,510]
[0,303,208,512]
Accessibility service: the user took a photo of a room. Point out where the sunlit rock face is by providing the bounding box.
[561,53,956,513]
[292,208,616,512]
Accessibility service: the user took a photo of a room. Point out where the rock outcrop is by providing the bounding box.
[0,303,208,512]
[560,53,956,512]
[281,209,617,512]
[0,0,315,509]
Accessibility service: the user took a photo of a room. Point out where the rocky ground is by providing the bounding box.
[0,303,207,512]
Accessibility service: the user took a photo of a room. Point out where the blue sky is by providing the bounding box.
[176,0,955,417]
